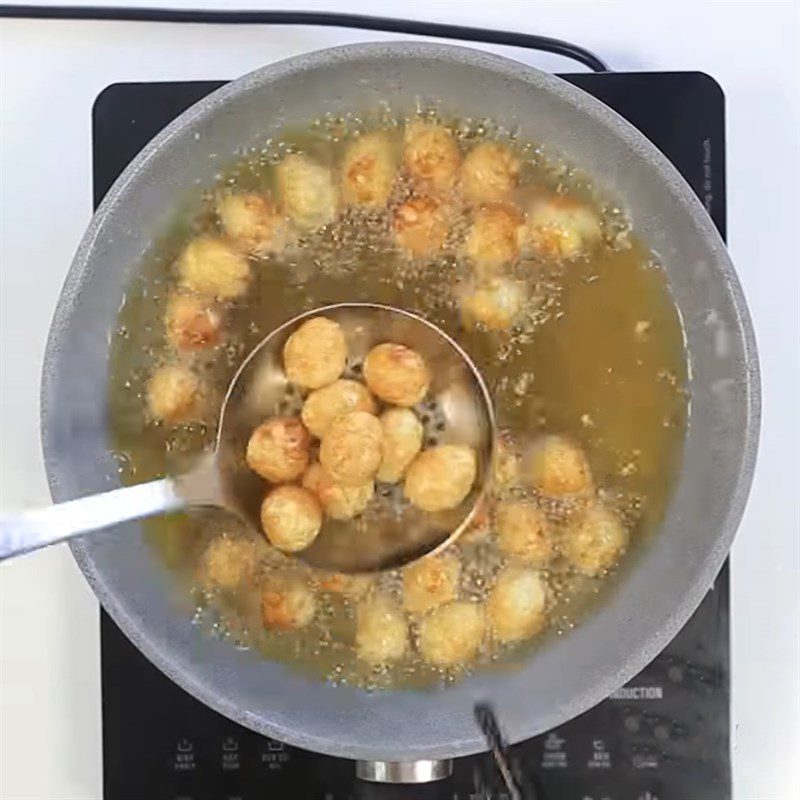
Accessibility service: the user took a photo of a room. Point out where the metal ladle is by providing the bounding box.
[1,304,495,572]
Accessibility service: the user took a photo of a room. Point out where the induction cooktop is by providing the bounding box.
[94,70,729,800]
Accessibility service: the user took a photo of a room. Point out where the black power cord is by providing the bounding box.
[0,6,610,72]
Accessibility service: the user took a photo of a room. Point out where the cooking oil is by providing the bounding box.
[107,108,687,689]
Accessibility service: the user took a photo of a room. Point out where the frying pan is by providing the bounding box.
[40,43,759,765]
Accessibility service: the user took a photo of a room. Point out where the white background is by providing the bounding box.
[1,1,798,798]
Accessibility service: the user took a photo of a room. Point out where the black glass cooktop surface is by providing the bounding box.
[94,71,729,800]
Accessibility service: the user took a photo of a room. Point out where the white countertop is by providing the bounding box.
[1,1,798,798]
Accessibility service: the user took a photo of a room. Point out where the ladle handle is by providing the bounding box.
[0,479,185,561]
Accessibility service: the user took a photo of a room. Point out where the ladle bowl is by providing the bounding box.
[1,303,495,573]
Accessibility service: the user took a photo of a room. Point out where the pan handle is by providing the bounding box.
[0,478,184,561]
[356,760,453,783]
[355,760,452,800]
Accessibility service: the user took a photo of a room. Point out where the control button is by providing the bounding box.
[261,739,291,771]
[221,735,241,771]
[173,739,196,772]
[540,731,567,769]
[544,731,565,751]
[587,737,611,769]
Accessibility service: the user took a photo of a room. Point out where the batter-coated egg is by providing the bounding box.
[393,195,450,258]
[283,316,347,390]
[319,411,383,487]
[216,192,292,256]
[246,416,311,483]
[314,571,374,599]
[526,435,593,497]
[301,379,376,438]
[146,363,205,423]
[260,485,322,552]
[496,500,553,566]
[341,132,397,209]
[402,122,461,192]
[200,536,256,591]
[402,552,461,615]
[177,235,250,300]
[461,141,520,205]
[488,566,547,643]
[261,574,317,631]
[564,502,629,574]
[302,462,374,520]
[165,292,222,352]
[363,343,430,407]
[460,278,525,331]
[276,154,338,231]
[355,594,409,664]
[465,205,522,277]
[520,195,601,261]
[377,407,423,483]
[418,601,485,667]
[404,445,477,513]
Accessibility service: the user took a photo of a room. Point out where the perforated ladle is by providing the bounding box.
[0,304,495,572]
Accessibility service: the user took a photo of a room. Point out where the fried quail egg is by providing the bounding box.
[276,153,338,231]
[246,416,311,483]
[177,235,250,300]
[564,502,629,575]
[526,434,593,497]
[418,601,485,667]
[460,277,526,331]
[376,407,423,483]
[319,411,383,487]
[260,485,323,552]
[301,379,376,438]
[461,141,520,205]
[519,195,601,261]
[402,552,461,615]
[355,594,409,664]
[145,363,205,423]
[216,192,293,256]
[200,536,257,591]
[393,195,450,258]
[261,573,317,631]
[283,316,347,390]
[465,205,522,277]
[402,122,461,192]
[363,343,430,407]
[495,500,554,566]
[302,462,374,520]
[404,445,477,513]
[341,132,397,209]
[487,565,547,643]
